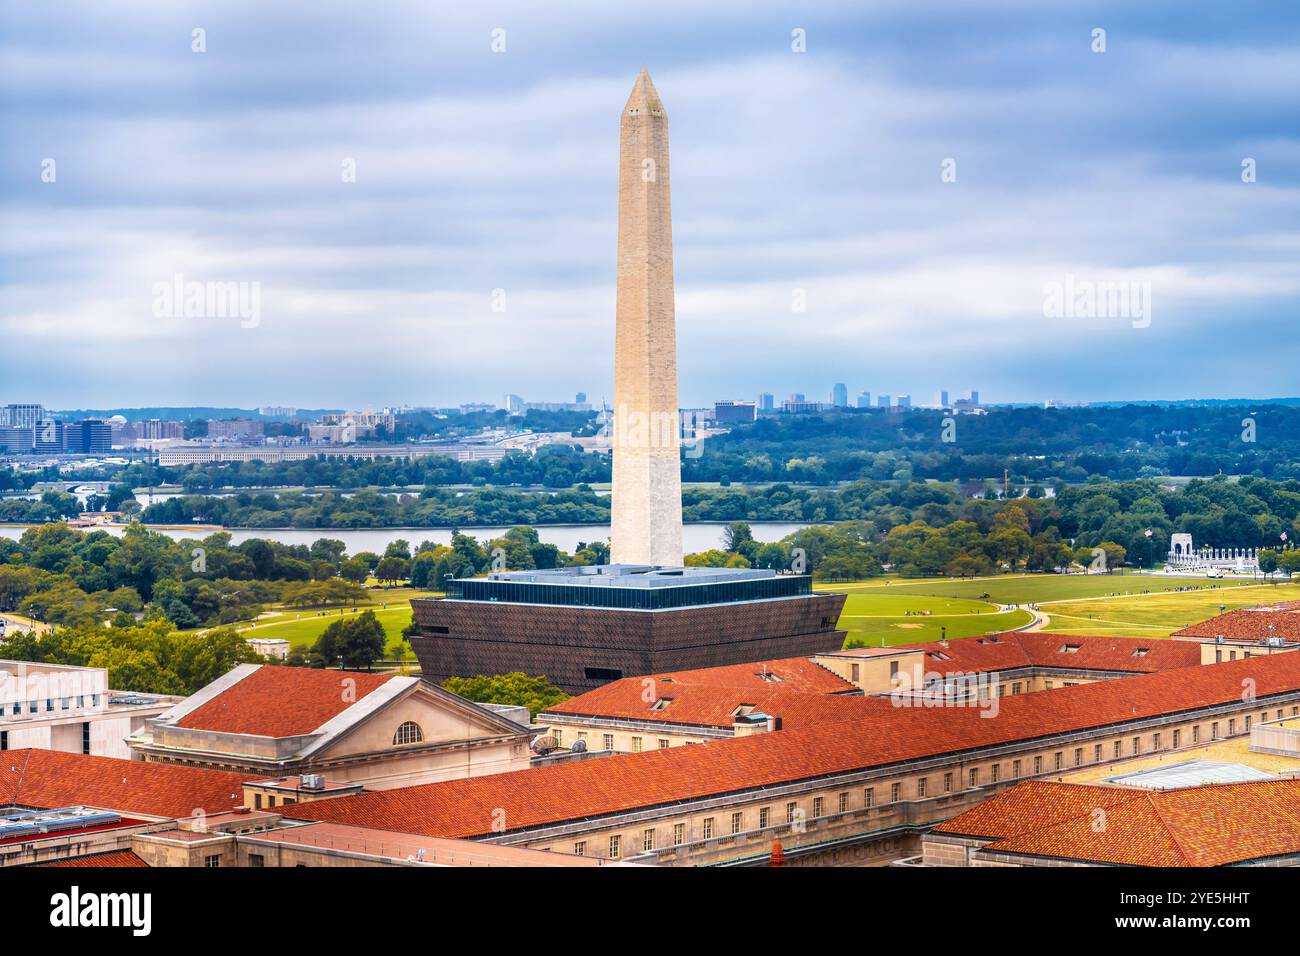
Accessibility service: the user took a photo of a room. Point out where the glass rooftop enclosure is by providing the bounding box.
[444,564,813,610]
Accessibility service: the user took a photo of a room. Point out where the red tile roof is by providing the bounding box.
[837,632,1201,677]
[648,657,857,694]
[0,750,247,818]
[35,850,149,868]
[1172,608,1300,642]
[545,679,892,730]
[934,779,1300,866]
[291,650,1300,839]
[177,666,394,738]
[548,633,1200,729]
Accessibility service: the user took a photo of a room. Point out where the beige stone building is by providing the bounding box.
[0,659,180,760]
[127,664,532,789]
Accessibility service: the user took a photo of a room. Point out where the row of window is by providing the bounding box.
[6,695,100,716]
[556,729,675,752]
[566,704,1300,858]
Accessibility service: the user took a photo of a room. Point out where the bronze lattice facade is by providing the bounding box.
[410,591,848,694]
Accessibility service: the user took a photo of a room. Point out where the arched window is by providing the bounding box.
[393,721,424,746]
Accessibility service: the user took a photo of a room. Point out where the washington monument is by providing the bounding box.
[610,69,684,566]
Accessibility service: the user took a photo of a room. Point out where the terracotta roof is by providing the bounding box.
[290,650,1300,840]
[835,632,1201,677]
[1172,608,1300,642]
[647,658,857,694]
[0,749,247,818]
[35,850,149,868]
[545,679,893,730]
[176,666,394,737]
[935,779,1300,866]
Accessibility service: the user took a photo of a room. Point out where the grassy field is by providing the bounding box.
[1041,582,1300,638]
[820,573,1261,606]
[234,587,437,653]
[819,573,1289,648]
[827,591,1030,647]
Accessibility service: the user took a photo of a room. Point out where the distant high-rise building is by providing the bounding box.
[757,392,774,412]
[71,420,111,454]
[856,391,871,408]
[935,390,949,407]
[575,392,587,405]
[207,419,264,440]
[831,383,848,408]
[876,394,891,408]
[969,390,980,405]
[897,394,912,409]
[2,404,45,429]
[713,401,757,425]
[787,393,806,404]
[504,394,524,413]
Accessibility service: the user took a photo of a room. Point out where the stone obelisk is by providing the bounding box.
[610,69,683,567]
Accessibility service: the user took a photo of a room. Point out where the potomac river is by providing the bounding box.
[0,522,809,556]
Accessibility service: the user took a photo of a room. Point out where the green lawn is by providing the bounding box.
[235,587,438,653]
[1042,582,1300,638]
[820,573,1261,606]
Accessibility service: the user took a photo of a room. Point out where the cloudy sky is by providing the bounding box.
[2,1,1297,410]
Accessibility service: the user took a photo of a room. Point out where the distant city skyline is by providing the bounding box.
[3,2,1298,408]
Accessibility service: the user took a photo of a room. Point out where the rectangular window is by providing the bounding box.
[553,729,562,745]
[574,841,586,856]
[759,807,770,828]
[731,812,743,835]
[248,854,264,867]
[943,772,953,793]
[204,855,221,868]
[890,783,901,802]
[1173,729,1181,748]
[1212,722,1220,739]
[631,736,643,753]
[839,792,849,813]
[1054,752,1063,770]
[968,768,978,788]
[851,663,860,682]
[1132,736,1141,755]
[786,801,799,822]
[1228,719,1236,735]
[673,823,685,846]
[917,778,928,797]
[702,817,714,840]
[658,739,670,749]
[643,829,654,852]
[602,734,615,751]
[1012,682,1022,695]
[889,661,899,680]
[812,796,824,817]
[1034,755,1043,774]
[254,793,262,809]
[1012,760,1020,778]
[82,722,91,756]
[1193,725,1201,743]
[1114,740,1123,758]
[991,765,1000,783]
[864,788,873,808]
[1073,748,1082,767]
[608,835,622,859]
[1153,732,1162,750]
[0,731,7,751]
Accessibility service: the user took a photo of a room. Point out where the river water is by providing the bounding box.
[0,522,808,556]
